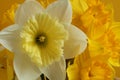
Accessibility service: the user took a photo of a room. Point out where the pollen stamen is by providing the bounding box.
[36,34,47,46]
[39,36,46,42]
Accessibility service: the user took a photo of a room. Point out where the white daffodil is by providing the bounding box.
[0,0,87,80]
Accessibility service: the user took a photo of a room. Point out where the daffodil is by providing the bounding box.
[80,0,112,40]
[0,0,87,80]
[68,0,120,79]
[67,54,115,80]
[71,0,120,67]
[88,22,120,67]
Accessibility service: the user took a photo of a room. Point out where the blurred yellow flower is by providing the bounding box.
[79,0,112,39]
[67,54,115,80]
[88,22,120,67]
[71,0,120,67]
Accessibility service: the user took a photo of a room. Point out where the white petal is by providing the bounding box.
[15,0,44,26]
[0,24,21,51]
[64,24,88,59]
[40,56,66,80]
[14,50,41,80]
[1,24,20,32]
[46,0,72,23]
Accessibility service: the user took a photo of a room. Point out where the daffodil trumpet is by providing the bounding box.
[0,0,87,80]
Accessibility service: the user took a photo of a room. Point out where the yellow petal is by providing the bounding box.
[88,39,104,57]
[110,22,120,38]
[67,63,80,80]
[70,0,88,15]
[109,52,120,67]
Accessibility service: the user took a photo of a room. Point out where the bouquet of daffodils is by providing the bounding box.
[0,0,120,80]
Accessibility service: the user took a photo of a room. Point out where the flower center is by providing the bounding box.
[35,34,47,47]
[37,35,46,42]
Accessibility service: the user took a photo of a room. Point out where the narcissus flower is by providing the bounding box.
[88,22,120,67]
[0,0,87,80]
[67,54,115,80]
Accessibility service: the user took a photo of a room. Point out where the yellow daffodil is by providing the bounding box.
[69,0,120,79]
[0,0,87,80]
[88,22,120,67]
[106,22,120,67]
[80,0,112,39]
[67,54,115,80]
[0,46,14,80]
[71,0,120,67]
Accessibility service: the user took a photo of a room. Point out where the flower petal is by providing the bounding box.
[0,24,21,51]
[67,64,80,80]
[64,24,87,59]
[46,0,72,23]
[14,50,41,80]
[71,0,88,15]
[15,0,44,26]
[40,56,66,80]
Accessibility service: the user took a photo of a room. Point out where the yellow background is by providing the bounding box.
[0,0,24,14]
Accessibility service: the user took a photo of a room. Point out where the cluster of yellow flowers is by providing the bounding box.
[0,0,120,80]
[68,0,120,80]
